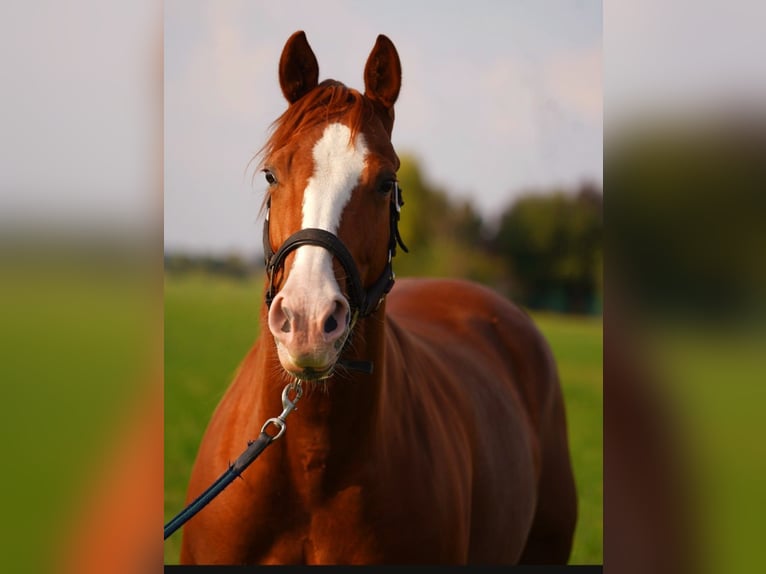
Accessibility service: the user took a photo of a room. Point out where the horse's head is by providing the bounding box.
[261,31,405,381]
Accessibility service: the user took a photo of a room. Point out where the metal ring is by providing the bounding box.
[260,417,286,440]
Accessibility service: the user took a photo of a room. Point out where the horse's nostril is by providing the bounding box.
[324,315,338,334]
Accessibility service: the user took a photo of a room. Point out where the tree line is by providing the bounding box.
[393,155,602,315]
[165,154,603,315]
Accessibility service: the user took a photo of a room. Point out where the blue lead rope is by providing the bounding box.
[164,381,303,541]
[163,431,275,540]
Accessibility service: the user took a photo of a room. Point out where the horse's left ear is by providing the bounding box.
[364,35,401,111]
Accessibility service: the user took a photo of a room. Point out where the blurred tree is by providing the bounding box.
[394,154,508,286]
[607,114,766,322]
[490,184,603,314]
[164,253,255,280]
[396,154,449,253]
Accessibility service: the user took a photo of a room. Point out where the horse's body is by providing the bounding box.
[180,32,576,565]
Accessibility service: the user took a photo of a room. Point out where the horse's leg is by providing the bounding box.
[518,380,578,564]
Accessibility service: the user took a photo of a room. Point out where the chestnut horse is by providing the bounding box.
[179,31,577,565]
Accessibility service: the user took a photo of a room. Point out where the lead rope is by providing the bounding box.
[163,380,304,540]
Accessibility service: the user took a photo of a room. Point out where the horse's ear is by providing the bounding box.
[279,31,319,104]
[364,35,401,110]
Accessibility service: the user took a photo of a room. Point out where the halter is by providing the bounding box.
[263,182,408,319]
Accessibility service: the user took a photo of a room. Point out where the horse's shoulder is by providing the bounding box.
[387,277,559,424]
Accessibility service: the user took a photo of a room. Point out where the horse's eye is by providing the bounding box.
[263,170,277,186]
[378,180,395,195]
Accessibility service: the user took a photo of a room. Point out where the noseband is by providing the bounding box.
[263,182,408,319]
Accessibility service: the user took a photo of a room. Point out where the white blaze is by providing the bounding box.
[289,123,367,293]
[302,123,368,232]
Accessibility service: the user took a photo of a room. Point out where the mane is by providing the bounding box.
[257,80,375,169]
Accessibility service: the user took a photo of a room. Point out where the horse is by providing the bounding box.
[179,30,577,565]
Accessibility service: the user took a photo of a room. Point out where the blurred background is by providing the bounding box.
[605,2,766,574]
[3,0,766,573]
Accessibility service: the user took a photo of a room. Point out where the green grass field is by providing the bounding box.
[164,273,602,564]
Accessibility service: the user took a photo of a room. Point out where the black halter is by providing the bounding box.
[263,182,408,319]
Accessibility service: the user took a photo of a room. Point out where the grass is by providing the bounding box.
[645,321,766,574]
[164,273,602,564]
[164,273,264,564]
[531,312,603,564]
[2,257,156,574]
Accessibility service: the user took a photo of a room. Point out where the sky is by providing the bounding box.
[163,0,603,257]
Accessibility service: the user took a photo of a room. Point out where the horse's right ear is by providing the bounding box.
[279,31,319,104]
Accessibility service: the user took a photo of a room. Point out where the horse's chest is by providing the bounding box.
[266,468,472,564]
[265,484,385,564]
